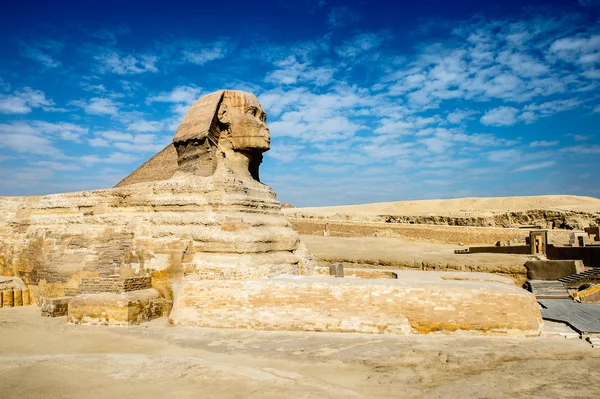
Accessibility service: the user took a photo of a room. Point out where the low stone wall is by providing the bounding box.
[169,275,542,336]
[41,296,71,317]
[547,245,600,267]
[79,276,152,294]
[525,260,585,280]
[289,219,573,246]
[314,266,398,279]
[468,245,531,254]
[68,288,163,326]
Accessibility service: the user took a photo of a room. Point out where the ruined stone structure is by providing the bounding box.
[0,90,542,334]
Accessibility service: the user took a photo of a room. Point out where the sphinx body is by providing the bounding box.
[0,90,542,335]
[0,90,311,320]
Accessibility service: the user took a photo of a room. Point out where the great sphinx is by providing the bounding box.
[0,90,542,335]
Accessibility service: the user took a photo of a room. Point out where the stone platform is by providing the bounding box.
[170,271,542,336]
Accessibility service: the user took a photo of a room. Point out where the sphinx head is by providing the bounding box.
[172,90,270,181]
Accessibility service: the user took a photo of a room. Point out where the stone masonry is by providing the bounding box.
[79,276,152,294]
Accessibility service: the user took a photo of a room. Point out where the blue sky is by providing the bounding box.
[1,0,599,206]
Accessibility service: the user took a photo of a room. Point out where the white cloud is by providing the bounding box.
[31,161,81,171]
[80,82,107,93]
[374,119,415,135]
[127,120,164,132]
[265,55,335,86]
[79,152,140,165]
[571,134,590,141]
[0,88,55,114]
[550,34,600,64]
[147,86,202,105]
[265,144,304,162]
[99,130,134,142]
[513,161,556,172]
[88,137,109,147]
[94,130,170,153]
[29,121,88,142]
[20,39,64,68]
[594,104,600,113]
[70,97,120,116]
[0,122,65,157]
[446,110,476,124]
[181,40,230,65]
[480,106,519,126]
[561,145,600,155]
[487,149,521,162]
[335,33,385,58]
[530,140,559,147]
[520,99,582,123]
[95,51,158,74]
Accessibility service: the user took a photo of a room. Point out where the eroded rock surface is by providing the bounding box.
[0,90,309,318]
[0,90,540,335]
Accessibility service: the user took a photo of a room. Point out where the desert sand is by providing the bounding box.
[285,195,600,217]
[301,235,529,283]
[1,307,598,399]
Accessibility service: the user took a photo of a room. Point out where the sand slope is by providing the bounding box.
[284,195,600,229]
[285,195,600,217]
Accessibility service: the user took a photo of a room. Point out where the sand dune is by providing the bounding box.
[284,195,600,218]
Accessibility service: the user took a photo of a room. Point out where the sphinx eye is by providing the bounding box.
[247,107,258,116]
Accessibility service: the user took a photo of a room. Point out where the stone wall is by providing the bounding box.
[79,276,152,294]
[547,245,600,267]
[170,274,542,336]
[289,219,573,246]
[525,260,585,280]
[468,245,531,254]
[68,289,163,325]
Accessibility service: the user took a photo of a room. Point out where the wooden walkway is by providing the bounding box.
[539,299,600,334]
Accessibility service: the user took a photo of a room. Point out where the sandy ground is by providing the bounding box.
[1,307,599,399]
[301,235,529,280]
[285,195,600,217]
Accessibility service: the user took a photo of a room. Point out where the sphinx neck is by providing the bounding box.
[218,147,263,182]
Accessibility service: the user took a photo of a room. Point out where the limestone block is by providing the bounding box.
[2,290,13,307]
[41,297,72,317]
[170,274,542,336]
[13,290,22,306]
[68,288,163,326]
[574,284,600,303]
[525,260,585,280]
[22,289,30,305]
[79,276,152,294]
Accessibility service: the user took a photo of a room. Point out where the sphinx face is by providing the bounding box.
[222,91,270,152]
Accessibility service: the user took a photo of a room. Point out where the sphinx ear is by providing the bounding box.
[217,103,230,125]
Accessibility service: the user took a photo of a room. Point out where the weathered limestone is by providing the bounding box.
[79,276,152,294]
[2,289,14,307]
[575,285,600,303]
[170,272,542,336]
[525,260,585,280]
[68,289,163,325]
[41,297,71,317]
[0,276,29,308]
[0,89,542,335]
